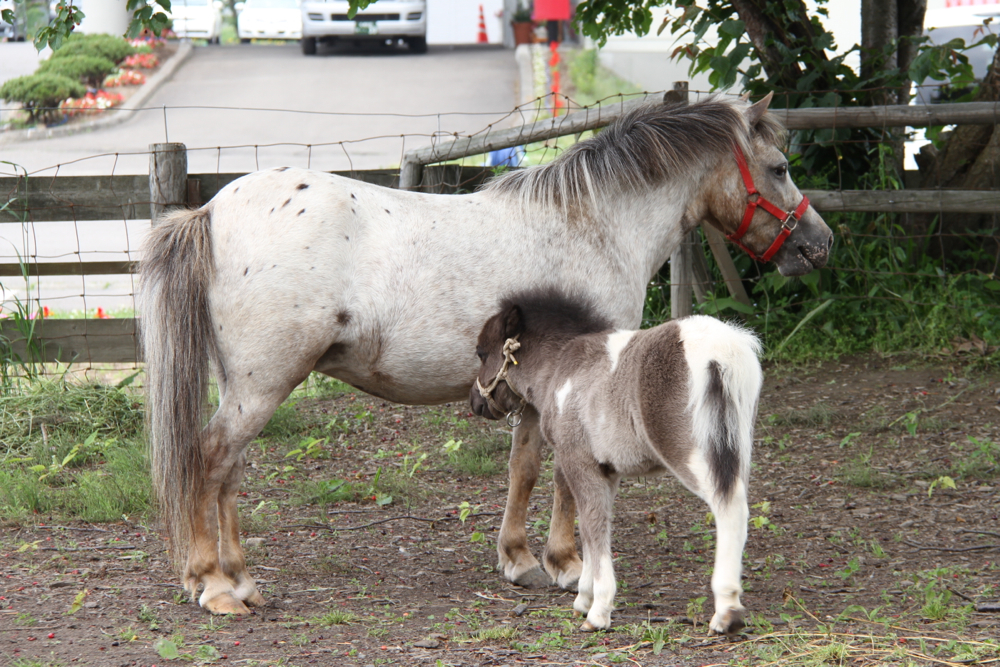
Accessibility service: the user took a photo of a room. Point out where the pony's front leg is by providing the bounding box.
[708,479,749,636]
[575,474,618,631]
[543,463,582,591]
[218,452,265,608]
[497,406,551,588]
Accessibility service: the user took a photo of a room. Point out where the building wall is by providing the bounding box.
[427,0,505,45]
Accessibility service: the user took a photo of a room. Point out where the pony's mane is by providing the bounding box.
[500,288,612,340]
[485,96,785,208]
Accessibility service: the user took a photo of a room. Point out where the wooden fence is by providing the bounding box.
[2,92,999,364]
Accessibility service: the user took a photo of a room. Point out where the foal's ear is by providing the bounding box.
[746,91,774,127]
[503,305,524,338]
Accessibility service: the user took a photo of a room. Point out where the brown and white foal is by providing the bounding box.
[471,292,762,634]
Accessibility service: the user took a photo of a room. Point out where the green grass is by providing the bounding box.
[0,377,150,521]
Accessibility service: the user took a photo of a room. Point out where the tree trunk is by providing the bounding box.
[914,42,1000,268]
[861,0,898,106]
[897,0,927,104]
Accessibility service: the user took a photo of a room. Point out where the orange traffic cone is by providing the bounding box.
[477,5,488,43]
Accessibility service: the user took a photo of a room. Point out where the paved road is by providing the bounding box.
[0,42,518,313]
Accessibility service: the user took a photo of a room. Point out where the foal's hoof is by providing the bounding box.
[512,566,552,589]
[709,608,745,637]
[580,620,607,632]
[203,592,251,616]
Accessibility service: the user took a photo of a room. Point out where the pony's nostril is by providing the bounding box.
[826,234,834,251]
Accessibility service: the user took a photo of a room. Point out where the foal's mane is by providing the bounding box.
[501,289,613,342]
[485,96,785,208]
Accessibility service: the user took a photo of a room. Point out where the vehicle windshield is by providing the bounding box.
[244,0,298,7]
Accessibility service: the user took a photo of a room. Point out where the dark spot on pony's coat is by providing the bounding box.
[598,462,617,477]
[311,266,315,270]
[219,325,223,331]
[243,267,248,276]
[248,371,253,376]
[297,183,309,190]
[351,209,356,215]
[270,207,275,214]
[234,187,239,193]
[385,209,391,215]
[277,166,289,172]
[282,198,291,208]
[344,235,350,241]
[350,193,356,199]
[298,209,306,216]
[238,404,243,413]
[272,264,277,268]
[305,246,310,250]
[336,310,352,325]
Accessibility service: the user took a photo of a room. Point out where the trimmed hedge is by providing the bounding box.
[50,33,135,65]
[0,73,86,123]
[38,55,117,89]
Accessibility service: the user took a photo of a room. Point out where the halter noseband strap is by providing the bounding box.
[475,336,528,428]
[727,144,811,263]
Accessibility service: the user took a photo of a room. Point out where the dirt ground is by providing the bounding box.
[2,356,999,666]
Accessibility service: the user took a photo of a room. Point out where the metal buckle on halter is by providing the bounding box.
[781,211,800,231]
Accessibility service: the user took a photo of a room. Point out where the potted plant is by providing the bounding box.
[511,1,533,46]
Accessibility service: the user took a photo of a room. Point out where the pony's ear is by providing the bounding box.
[503,305,524,338]
[746,91,773,126]
[739,91,751,102]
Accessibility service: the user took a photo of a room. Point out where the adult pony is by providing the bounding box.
[141,92,832,614]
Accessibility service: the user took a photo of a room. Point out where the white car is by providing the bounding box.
[168,0,224,44]
[238,0,302,42]
[300,0,427,54]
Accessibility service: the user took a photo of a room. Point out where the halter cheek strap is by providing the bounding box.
[476,336,528,428]
[727,144,811,263]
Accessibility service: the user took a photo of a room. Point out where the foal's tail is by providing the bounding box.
[680,316,763,503]
[140,207,217,570]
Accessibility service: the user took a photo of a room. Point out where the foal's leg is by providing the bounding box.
[543,463,582,591]
[706,479,749,635]
[571,471,619,631]
[217,452,265,607]
[497,407,551,587]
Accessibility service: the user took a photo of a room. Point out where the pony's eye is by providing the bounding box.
[773,165,788,178]
[476,350,487,362]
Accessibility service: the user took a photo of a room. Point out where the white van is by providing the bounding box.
[300,0,427,54]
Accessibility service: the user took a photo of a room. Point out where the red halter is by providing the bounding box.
[727,144,811,263]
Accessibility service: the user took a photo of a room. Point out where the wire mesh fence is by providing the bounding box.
[1,86,999,375]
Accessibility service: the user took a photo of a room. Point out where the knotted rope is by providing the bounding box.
[475,336,528,428]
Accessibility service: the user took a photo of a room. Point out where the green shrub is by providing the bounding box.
[0,73,85,123]
[50,32,135,65]
[38,54,116,88]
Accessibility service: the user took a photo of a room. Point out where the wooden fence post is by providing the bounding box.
[702,223,753,311]
[399,158,423,191]
[149,142,187,224]
[668,82,696,319]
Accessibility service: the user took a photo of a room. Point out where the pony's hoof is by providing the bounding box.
[203,593,251,616]
[557,576,579,593]
[710,608,745,637]
[242,589,266,607]
[512,566,552,589]
[581,619,610,632]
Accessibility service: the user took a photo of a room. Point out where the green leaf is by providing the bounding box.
[984,280,1000,291]
[719,19,745,37]
[67,589,89,615]
[773,298,834,356]
[155,638,181,660]
[375,493,393,506]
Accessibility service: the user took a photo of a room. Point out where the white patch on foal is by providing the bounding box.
[555,379,574,414]
[605,330,636,373]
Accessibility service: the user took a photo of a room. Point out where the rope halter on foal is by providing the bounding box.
[727,144,811,263]
[475,336,528,428]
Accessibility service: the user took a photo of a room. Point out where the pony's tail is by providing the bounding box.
[140,207,216,572]
[682,317,763,504]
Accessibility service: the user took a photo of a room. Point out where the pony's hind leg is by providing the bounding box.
[186,385,296,614]
[218,451,264,607]
[543,463,582,591]
[707,478,749,635]
[497,406,551,588]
